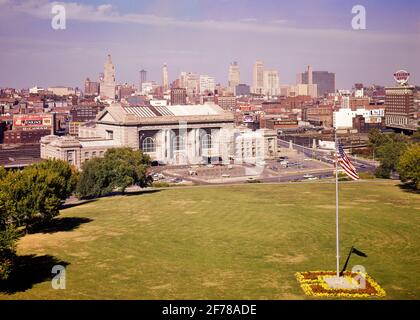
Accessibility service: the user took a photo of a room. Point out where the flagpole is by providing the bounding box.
[334,129,340,278]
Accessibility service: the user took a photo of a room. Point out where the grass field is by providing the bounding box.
[0,181,419,299]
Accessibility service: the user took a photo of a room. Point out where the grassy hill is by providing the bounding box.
[1,181,419,299]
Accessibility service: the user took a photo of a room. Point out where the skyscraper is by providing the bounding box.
[228,61,240,94]
[199,75,215,94]
[263,70,279,96]
[162,64,169,91]
[299,69,335,97]
[307,65,313,85]
[385,72,415,127]
[253,61,264,94]
[139,69,147,92]
[99,54,116,100]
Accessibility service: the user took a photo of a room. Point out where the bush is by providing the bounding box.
[0,227,19,280]
[358,172,375,180]
[77,148,151,199]
[152,182,170,188]
[397,144,420,190]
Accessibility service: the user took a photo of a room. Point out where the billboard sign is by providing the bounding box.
[393,70,410,85]
[13,114,53,130]
[369,109,384,117]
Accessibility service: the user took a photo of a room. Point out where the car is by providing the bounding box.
[303,174,314,179]
[171,177,183,183]
[227,165,233,169]
[304,158,312,161]
[307,177,319,180]
[221,174,230,178]
[206,164,214,168]
[188,170,198,176]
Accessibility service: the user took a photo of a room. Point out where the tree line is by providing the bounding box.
[0,148,151,280]
[369,128,420,190]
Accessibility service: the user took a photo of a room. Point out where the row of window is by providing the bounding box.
[141,135,212,153]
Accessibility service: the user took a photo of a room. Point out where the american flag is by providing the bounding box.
[337,143,360,180]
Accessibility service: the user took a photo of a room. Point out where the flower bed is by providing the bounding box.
[295,271,386,298]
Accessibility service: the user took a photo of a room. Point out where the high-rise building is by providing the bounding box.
[99,54,116,100]
[307,65,313,85]
[253,61,264,94]
[162,64,169,91]
[228,62,240,94]
[170,88,187,105]
[84,77,100,96]
[181,72,200,95]
[299,69,335,97]
[263,70,279,96]
[385,72,415,127]
[199,75,215,94]
[139,70,147,92]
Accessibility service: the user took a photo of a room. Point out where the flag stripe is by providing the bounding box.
[337,143,360,180]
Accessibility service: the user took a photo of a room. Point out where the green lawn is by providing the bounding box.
[1,181,419,299]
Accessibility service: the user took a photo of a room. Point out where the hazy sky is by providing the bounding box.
[0,0,419,89]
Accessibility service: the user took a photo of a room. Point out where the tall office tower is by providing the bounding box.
[228,61,240,94]
[307,65,313,85]
[180,72,187,88]
[139,69,147,92]
[162,64,169,91]
[253,61,264,94]
[263,70,279,96]
[170,88,187,105]
[199,75,215,94]
[99,54,116,100]
[185,73,200,95]
[385,71,415,127]
[301,69,335,97]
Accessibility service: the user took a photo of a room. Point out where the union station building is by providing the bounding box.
[41,103,277,169]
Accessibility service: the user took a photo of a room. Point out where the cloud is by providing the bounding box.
[3,0,416,43]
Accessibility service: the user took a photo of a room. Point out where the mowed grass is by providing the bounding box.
[1,181,419,300]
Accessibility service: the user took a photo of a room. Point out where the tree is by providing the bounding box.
[77,148,151,199]
[0,160,77,229]
[0,160,77,279]
[368,128,390,149]
[374,139,407,178]
[397,144,420,190]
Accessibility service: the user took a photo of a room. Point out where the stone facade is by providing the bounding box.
[41,103,277,169]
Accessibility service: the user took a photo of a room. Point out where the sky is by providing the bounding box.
[0,0,419,90]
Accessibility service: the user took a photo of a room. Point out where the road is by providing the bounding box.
[278,139,378,173]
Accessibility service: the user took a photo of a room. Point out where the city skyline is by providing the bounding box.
[0,0,419,89]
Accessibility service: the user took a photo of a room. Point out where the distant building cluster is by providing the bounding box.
[0,54,418,169]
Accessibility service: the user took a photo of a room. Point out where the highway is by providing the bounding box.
[278,139,378,173]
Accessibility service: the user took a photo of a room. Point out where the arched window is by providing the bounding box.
[142,137,156,152]
[201,134,212,149]
[173,135,185,151]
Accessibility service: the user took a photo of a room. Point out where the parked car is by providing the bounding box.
[221,174,230,178]
[303,174,314,179]
[171,177,183,183]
